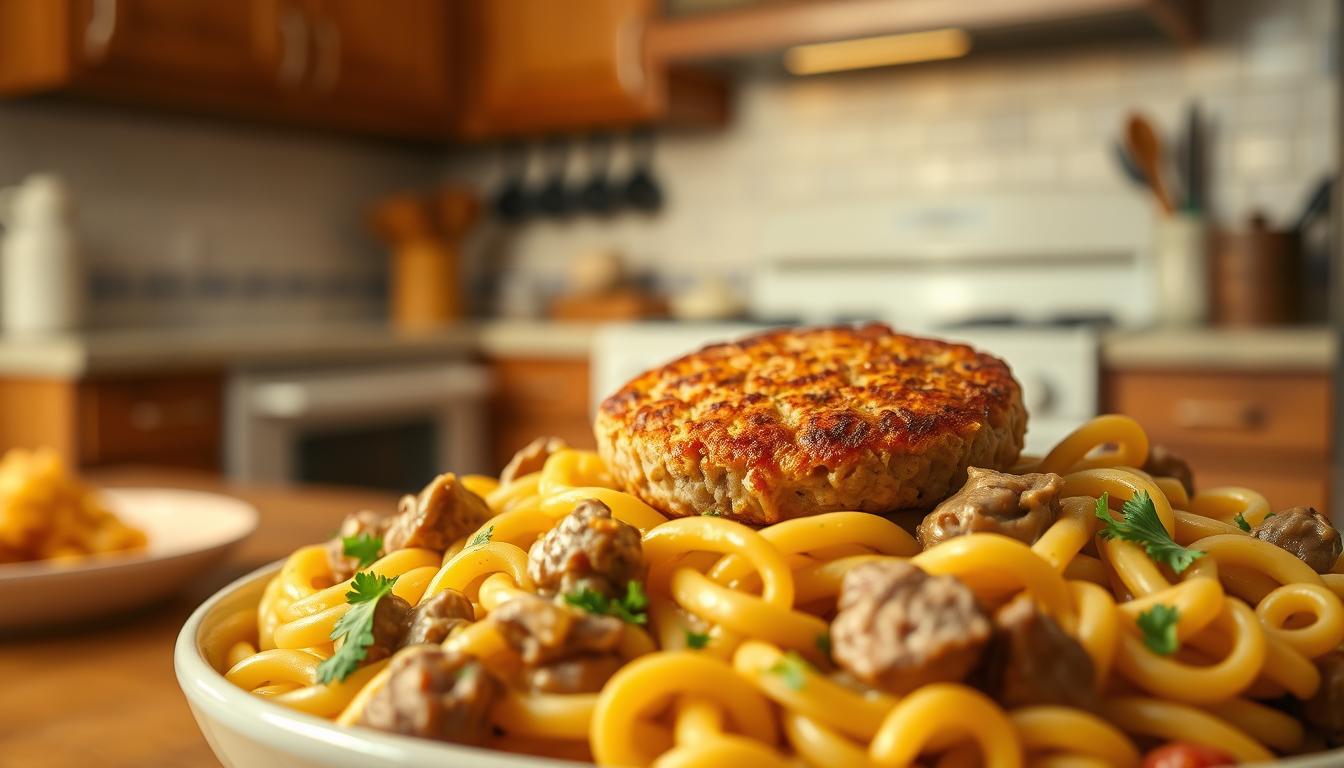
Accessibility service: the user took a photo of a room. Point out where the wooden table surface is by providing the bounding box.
[0,468,399,768]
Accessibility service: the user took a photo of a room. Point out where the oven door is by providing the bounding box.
[226,363,491,491]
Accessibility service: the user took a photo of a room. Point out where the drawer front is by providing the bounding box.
[1167,448,1329,514]
[489,358,594,472]
[490,358,591,417]
[1104,370,1332,454]
[78,373,223,469]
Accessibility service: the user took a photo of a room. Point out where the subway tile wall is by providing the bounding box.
[445,0,1337,315]
[0,102,438,328]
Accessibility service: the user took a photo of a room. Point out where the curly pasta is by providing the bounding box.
[209,418,1344,765]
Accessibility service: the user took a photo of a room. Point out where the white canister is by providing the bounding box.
[0,174,83,334]
[1151,212,1210,327]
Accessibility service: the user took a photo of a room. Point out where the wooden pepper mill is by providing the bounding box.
[370,187,479,329]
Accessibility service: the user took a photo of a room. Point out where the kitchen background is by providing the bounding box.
[0,0,1337,513]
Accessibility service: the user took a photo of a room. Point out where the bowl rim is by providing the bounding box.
[174,560,575,768]
[177,561,1342,768]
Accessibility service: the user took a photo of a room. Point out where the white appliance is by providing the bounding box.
[0,173,82,334]
[752,192,1153,326]
[591,194,1149,456]
[227,362,490,490]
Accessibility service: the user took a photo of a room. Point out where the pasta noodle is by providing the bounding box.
[210,416,1344,766]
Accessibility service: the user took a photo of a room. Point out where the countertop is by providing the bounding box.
[1099,326,1336,371]
[0,320,602,377]
[0,468,397,768]
[0,321,1332,378]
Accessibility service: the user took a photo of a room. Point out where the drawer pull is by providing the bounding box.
[1174,399,1264,432]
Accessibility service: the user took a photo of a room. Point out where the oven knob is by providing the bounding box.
[1024,375,1057,416]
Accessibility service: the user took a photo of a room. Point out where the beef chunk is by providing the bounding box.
[490,592,623,665]
[528,499,645,598]
[325,510,386,583]
[1253,507,1342,574]
[365,595,413,665]
[524,654,624,694]
[831,560,990,694]
[1143,445,1196,497]
[975,595,1097,710]
[917,467,1064,549]
[406,589,475,647]
[357,646,502,745]
[500,436,569,485]
[1304,651,1344,746]
[384,473,492,553]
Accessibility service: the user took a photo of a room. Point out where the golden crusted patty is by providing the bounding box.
[595,324,1026,525]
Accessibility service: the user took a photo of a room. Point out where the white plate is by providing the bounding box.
[0,487,258,631]
[179,563,1344,768]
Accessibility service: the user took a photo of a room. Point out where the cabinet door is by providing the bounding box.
[77,373,223,471]
[304,0,455,132]
[73,0,276,92]
[460,0,663,137]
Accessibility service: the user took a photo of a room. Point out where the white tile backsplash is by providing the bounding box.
[0,101,438,328]
[446,0,1336,308]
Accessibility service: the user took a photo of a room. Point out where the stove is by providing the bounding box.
[590,192,1154,456]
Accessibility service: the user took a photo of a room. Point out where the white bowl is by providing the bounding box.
[0,487,257,631]
[178,563,1344,768]
[176,562,574,768]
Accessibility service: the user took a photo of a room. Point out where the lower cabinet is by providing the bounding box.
[488,357,597,473]
[1103,368,1332,513]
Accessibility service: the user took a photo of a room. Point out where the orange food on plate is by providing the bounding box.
[0,448,146,563]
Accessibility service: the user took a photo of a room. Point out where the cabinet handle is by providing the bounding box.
[615,14,646,98]
[277,3,310,88]
[1173,399,1265,432]
[311,14,341,93]
[84,0,117,59]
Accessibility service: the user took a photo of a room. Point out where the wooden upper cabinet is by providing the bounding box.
[459,0,665,138]
[297,0,457,135]
[72,0,275,90]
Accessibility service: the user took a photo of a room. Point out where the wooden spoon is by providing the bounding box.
[1125,113,1175,215]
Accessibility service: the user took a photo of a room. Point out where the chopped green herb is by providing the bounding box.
[815,633,832,659]
[1264,512,1276,520]
[1095,491,1204,574]
[1232,511,1252,532]
[467,524,494,549]
[766,651,810,691]
[563,580,649,625]
[316,571,400,684]
[340,532,383,569]
[701,508,722,517]
[685,630,711,649]
[1136,603,1181,656]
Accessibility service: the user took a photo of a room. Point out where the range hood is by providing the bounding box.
[650,0,1201,66]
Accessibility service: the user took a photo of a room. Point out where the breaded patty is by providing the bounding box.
[595,324,1026,525]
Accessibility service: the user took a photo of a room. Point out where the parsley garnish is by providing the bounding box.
[467,525,494,549]
[563,580,648,625]
[1095,491,1204,574]
[1136,604,1181,656]
[815,632,832,659]
[685,630,710,649]
[315,572,400,684]
[1232,511,1251,532]
[1264,512,1276,520]
[767,651,810,691]
[341,533,383,569]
